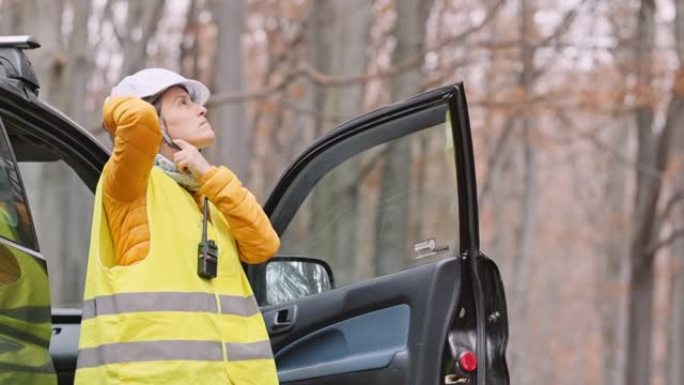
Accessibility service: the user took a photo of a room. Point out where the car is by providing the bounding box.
[0,35,509,385]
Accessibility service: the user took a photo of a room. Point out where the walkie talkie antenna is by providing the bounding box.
[197,196,218,279]
[202,197,209,242]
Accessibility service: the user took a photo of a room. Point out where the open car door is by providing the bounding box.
[249,84,510,385]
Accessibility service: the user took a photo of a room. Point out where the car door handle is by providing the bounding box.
[273,307,293,327]
[270,306,296,333]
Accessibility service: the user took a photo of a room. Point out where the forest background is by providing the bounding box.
[1,1,683,385]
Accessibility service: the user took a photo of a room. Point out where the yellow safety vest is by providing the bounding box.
[0,215,57,385]
[75,167,278,385]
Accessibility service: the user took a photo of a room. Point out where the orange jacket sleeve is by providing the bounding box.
[199,166,280,264]
[101,96,161,266]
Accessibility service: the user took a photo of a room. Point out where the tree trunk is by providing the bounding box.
[625,2,656,384]
[304,0,335,249]
[17,0,63,99]
[503,2,542,383]
[666,1,684,380]
[512,0,539,307]
[601,5,641,384]
[52,0,94,307]
[206,0,249,180]
[665,5,684,384]
[626,1,678,384]
[59,0,92,122]
[668,231,684,385]
[180,0,200,79]
[667,184,684,385]
[304,0,372,283]
[626,258,655,385]
[121,0,166,75]
[598,119,630,385]
[374,0,434,275]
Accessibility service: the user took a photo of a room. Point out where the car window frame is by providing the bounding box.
[0,112,39,251]
[250,83,479,304]
[0,85,108,311]
[0,85,108,192]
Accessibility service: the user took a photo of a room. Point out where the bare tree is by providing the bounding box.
[374,0,434,275]
[625,0,680,384]
[665,3,684,384]
[305,0,372,283]
[120,0,166,74]
[206,0,249,179]
[499,2,543,384]
[667,190,684,384]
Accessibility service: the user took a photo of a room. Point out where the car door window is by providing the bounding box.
[277,116,459,289]
[0,119,36,250]
[0,115,58,383]
[17,161,93,308]
[0,113,94,309]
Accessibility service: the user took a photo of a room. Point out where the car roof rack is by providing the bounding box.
[0,35,41,95]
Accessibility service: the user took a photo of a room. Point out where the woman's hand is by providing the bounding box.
[172,139,212,178]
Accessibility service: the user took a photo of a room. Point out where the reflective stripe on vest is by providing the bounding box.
[0,360,56,374]
[75,168,278,385]
[0,306,52,324]
[81,292,260,319]
[77,339,273,368]
[0,322,51,349]
[225,341,275,361]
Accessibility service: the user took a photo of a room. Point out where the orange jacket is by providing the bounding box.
[101,96,279,266]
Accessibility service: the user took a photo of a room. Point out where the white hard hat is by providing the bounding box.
[110,68,211,105]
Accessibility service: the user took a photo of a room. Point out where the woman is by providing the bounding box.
[75,68,280,385]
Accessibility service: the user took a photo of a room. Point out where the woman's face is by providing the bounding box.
[159,86,215,149]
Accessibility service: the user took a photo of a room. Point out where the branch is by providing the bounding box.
[475,0,586,200]
[541,0,589,46]
[426,0,505,54]
[529,0,589,81]
[207,67,306,106]
[577,128,665,180]
[648,228,684,255]
[139,0,166,50]
[102,0,123,47]
[478,118,515,201]
[470,94,668,181]
[474,3,587,202]
[272,98,348,125]
[208,0,505,106]
[654,191,684,232]
[209,57,425,106]
[180,0,199,77]
[421,57,483,89]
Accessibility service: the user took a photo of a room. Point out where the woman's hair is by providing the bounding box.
[143,94,163,116]
[104,85,189,143]
[144,84,189,117]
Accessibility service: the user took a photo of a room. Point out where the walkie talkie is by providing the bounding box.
[198,197,218,279]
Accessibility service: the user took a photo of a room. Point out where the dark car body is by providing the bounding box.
[0,36,509,385]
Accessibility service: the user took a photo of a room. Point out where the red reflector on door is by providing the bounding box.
[458,351,478,372]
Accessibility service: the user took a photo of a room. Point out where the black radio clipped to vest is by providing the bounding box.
[198,197,218,279]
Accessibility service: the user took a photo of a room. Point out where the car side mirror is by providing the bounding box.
[265,256,334,306]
